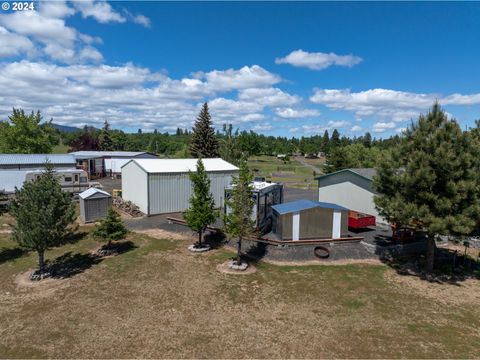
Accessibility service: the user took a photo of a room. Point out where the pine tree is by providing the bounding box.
[190,103,220,158]
[98,120,114,151]
[219,124,242,166]
[91,208,128,248]
[223,159,255,266]
[321,130,330,154]
[331,129,341,149]
[183,159,217,248]
[374,103,480,272]
[9,163,76,277]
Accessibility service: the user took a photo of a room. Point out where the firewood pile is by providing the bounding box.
[113,197,143,217]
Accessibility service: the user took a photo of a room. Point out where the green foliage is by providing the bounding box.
[9,163,76,273]
[374,103,480,271]
[190,103,220,158]
[91,209,128,245]
[184,159,217,246]
[98,120,114,151]
[219,124,243,165]
[0,108,58,153]
[223,159,255,264]
[325,143,384,173]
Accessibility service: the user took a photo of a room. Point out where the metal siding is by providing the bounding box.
[147,171,237,215]
[318,172,374,193]
[121,161,148,214]
[84,197,111,223]
[80,198,86,222]
[318,181,386,223]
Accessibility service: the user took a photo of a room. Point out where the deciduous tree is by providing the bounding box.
[0,108,58,153]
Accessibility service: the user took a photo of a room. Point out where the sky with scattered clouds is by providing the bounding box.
[1,1,480,137]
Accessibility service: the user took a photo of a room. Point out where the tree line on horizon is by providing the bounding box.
[0,104,403,171]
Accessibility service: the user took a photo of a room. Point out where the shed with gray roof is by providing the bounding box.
[79,187,112,223]
[315,168,386,224]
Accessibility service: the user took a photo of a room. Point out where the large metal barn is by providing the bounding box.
[121,158,238,215]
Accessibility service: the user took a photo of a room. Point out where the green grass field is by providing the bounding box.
[0,215,479,358]
[247,155,324,189]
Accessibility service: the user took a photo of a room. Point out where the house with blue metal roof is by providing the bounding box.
[271,199,349,241]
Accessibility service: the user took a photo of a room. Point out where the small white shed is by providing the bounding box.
[121,158,239,215]
[79,188,112,223]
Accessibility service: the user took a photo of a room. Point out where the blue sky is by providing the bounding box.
[1,1,480,137]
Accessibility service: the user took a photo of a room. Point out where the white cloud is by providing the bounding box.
[0,26,34,57]
[73,0,126,23]
[275,49,362,70]
[372,121,396,133]
[0,60,296,130]
[0,10,77,47]
[310,88,480,122]
[238,87,300,107]
[132,14,151,28]
[252,123,273,131]
[301,120,350,134]
[78,46,104,62]
[395,127,407,134]
[39,1,75,19]
[202,65,281,92]
[274,108,320,119]
[327,120,350,128]
[351,125,362,132]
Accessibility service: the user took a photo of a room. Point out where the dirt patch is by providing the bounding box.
[134,228,192,241]
[264,258,383,267]
[384,268,480,306]
[216,260,257,275]
[14,271,68,291]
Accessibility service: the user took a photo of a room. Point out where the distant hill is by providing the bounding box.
[51,123,97,133]
[51,123,81,133]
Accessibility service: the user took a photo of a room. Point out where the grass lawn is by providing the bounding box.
[51,142,70,154]
[248,155,320,189]
[0,219,479,358]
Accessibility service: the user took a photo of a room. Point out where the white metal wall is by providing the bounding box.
[318,181,386,223]
[147,171,237,215]
[121,162,149,214]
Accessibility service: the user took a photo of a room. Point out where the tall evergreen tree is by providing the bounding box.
[98,120,114,151]
[321,130,330,154]
[9,164,76,277]
[190,103,220,158]
[184,159,217,248]
[330,129,341,149]
[219,124,242,165]
[223,159,255,266]
[374,103,480,271]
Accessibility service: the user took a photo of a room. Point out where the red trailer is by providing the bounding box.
[348,211,376,228]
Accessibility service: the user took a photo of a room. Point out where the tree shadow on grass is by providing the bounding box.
[47,251,103,279]
[203,230,227,250]
[0,247,28,264]
[99,240,137,255]
[380,247,480,284]
[63,230,89,245]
